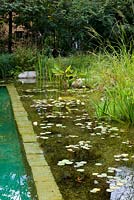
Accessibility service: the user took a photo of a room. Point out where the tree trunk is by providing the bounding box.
[8,11,12,53]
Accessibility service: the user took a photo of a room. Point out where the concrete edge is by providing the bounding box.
[7,84,63,200]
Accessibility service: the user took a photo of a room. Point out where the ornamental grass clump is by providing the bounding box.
[95,50,134,124]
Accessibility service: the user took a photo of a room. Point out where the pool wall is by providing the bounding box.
[7,84,63,200]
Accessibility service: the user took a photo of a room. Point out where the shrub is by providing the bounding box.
[13,46,38,72]
[0,54,15,79]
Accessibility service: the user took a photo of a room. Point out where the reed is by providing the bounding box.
[94,47,134,124]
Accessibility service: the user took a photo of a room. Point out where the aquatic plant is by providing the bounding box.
[95,49,134,124]
[52,64,76,89]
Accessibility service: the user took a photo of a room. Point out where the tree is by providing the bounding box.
[0,0,46,53]
[0,0,133,54]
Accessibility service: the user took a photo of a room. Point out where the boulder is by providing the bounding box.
[71,78,83,88]
[18,71,36,79]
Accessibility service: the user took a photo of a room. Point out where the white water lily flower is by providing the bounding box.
[106,188,114,192]
[96,133,101,136]
[122,141,129,144]
[68,135,79,138]
[85,122,92,126]
[108,167,116,171]
[79,141,85,145]
[74,161,87,168]
[66,145,79,149]
[108,169,114,173]
[95,163,102,166]
[81,146,90,150]
[90,188,101,193]
[74,118,82,121]
[114,154,122,158]
[97,174,103,178]
[80,161,87,164]
[116,182,124,186]
[74,163,84,168]
[109,127,119,131]
[92,173,99,176]
[121,153,128,157]
[122,158,129,161]
[97,173,107,178]
[56,124,63,127]
[115,159,120,161]
[57,159,73,166]
[33,121,38,126]
[76,169,85,172]
[110,185,119,190]
[40,123,46,126]
[40,132,51,135]
[107,175,114,179]
[40,136,49,139]
[91,133,96,136]
[65,160,74,165]
[115,168,122,172]
[94,180,99,184]
[47,123,54,126]
[110,135,116,138]
[75,123,83,126]
[67,149,74,152]
[94,125,104,130]
[76,100,81,104]
[40,126,46,129]
[86,141,91,144]
[101,173,107,177]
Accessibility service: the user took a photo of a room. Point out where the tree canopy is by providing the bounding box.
[0,0,134,53]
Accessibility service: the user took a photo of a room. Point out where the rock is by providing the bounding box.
[18,71,36,79]
[71,78,83,88]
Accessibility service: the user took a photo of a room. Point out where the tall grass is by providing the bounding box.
[94,48,134,124]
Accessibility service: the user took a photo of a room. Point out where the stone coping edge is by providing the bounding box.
[7,84,63,200]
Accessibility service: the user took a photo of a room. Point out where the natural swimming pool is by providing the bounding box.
[16,82,134,200]
[0,86,37,199]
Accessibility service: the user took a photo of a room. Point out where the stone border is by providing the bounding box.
[7,84,63,200]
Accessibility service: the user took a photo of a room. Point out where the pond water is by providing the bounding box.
[17,82,134,200]
[0,86,37,199]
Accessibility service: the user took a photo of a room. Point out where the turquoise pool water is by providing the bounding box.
[0,87,36,200]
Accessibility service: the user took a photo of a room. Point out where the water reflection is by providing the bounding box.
[18,78,36,84]
[110,167,134,200]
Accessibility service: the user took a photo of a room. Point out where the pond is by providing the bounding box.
[16,81,134,200]
[0,86,37,199]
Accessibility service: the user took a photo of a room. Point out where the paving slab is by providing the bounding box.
[7,84,63,200]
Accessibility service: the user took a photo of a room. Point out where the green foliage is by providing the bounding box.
[0,54,15,78]
[35,56,48,80]
[1,0,134,53]
[13,47,37,72]
[52,64,75,87]
[0,47,38,78]
[94,49,134,124]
